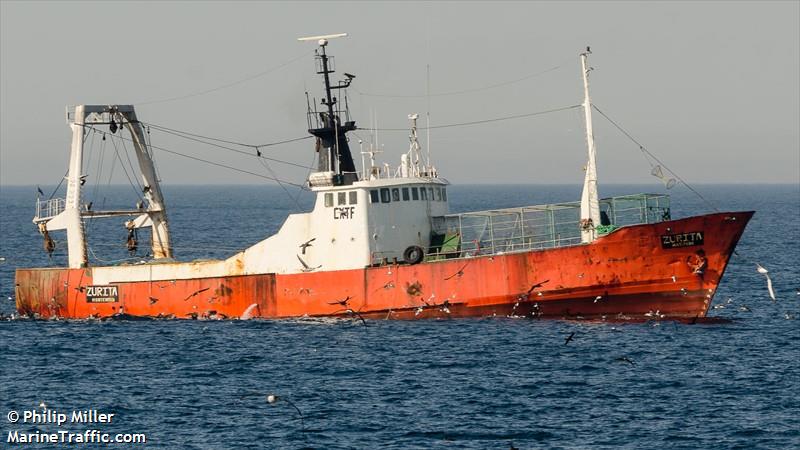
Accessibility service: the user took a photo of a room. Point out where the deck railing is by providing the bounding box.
[34,198,65,223]
[424,193,671,261]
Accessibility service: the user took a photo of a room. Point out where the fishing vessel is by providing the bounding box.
[15,36,752,320]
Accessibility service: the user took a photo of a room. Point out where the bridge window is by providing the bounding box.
[380,188,391,203]
[349,191,358,205]
[392,188,400,202]
[442,188,447,201]
[402,187,410,201]
[324,193,333,207]
[411,187,419,200]
[420,187,427,200]
[370,190,379,203]
[338,192,347,206]
[428,187,435,201]
[435,187,442,201]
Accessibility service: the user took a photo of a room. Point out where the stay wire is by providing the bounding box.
[292,151,317,207]
[107,132,146,200]
[137,50,314,106]
[90,130,107,205]
[356,61,569,98]
[594,105,785,278]
[142,121,312,150]
[257,157,301,211]
[361,104,582,132]
[118,131,145,194]
[85,126,307,189]
[591,104,719,213]
[48,170,68,200]
[144,124,313,170]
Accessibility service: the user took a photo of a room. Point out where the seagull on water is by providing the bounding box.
[756,264,776,301]
[269,395,305,431]
[243,393,305,431]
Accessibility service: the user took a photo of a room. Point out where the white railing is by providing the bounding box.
[425,194,671,261]
[34,198,65,222]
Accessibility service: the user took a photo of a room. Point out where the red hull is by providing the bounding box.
[15,211,752,320]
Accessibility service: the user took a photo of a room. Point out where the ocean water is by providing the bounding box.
[0,184,798,449]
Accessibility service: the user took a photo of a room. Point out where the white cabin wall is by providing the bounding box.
[366,184,449,263]
[239,213,313,274]
[238,188,371,274]
[304,188,371,271]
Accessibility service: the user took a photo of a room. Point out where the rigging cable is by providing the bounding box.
[141,121,312,150]
[140,122,311,209]
[107,131,149,200]
[257,157,301,210]
[591,104,718,213]
[292,151,317,207]
[591,104,789,283]
[356,60,570,98]
[118,130,146,194]
[362,104,582,132]
[85,126,307,189]
[142,123,313,169]
[137,50,314,106]
[84,126,96,178]
[38,120,91,200]
[90,130,106,203]
[47,170,68,200]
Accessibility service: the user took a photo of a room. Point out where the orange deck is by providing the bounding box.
[15,211,753,320]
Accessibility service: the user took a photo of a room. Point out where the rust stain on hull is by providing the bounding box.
[15,211,752,320]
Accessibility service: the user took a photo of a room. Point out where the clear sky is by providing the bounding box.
[1,1,798,186]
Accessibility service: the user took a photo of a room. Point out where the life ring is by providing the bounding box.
[403,246,424,265]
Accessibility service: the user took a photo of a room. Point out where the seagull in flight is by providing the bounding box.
[564,332,575,345]
[327,296,352,307]
[527,280,550,295]
[296,255,321,272]
[337,308,367,326]
[299,238,316,255]
[756,264,776,301]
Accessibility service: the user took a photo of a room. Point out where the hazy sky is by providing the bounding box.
[1,1,798,187]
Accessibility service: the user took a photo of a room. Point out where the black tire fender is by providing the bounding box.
[403,245,424,265]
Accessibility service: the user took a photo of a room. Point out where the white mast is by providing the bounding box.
[425,63,432,173]
[63,105,89,268]
[38,105,172,268]
[579,47,601,243]
[405,113,422,177]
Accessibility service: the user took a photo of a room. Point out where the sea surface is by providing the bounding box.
[0,184,798,449]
